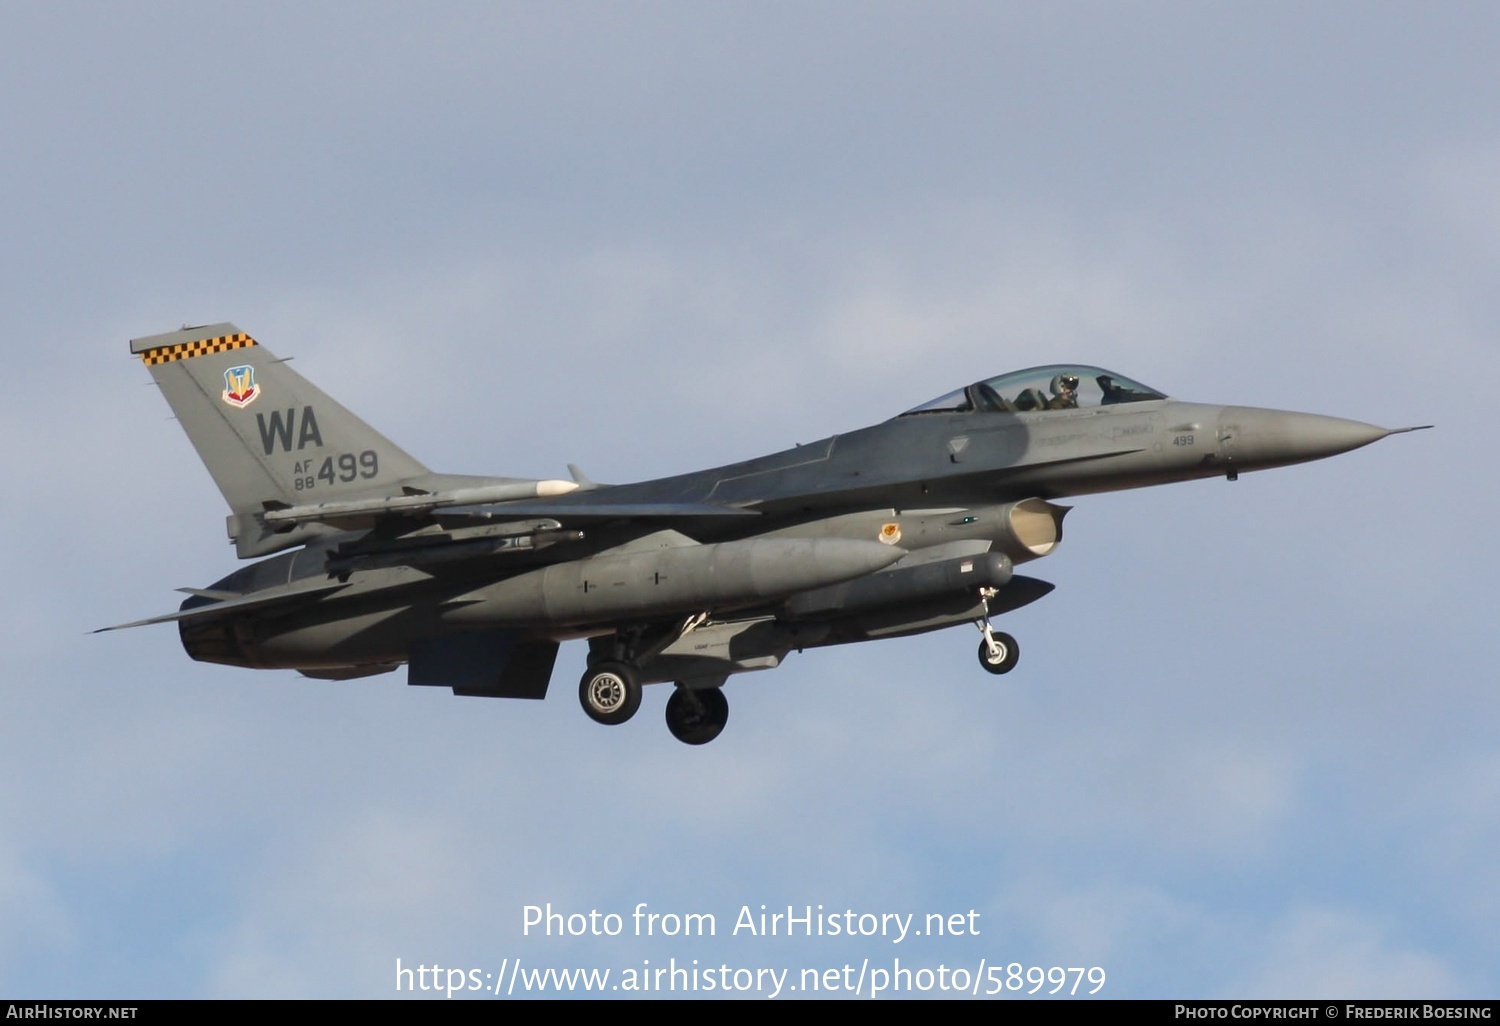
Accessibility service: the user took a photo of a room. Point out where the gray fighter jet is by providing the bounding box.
[102,323,1424,744]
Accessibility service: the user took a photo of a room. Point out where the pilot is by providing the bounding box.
[1047,372,1080,410]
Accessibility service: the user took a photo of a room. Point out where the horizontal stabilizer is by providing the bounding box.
[95,579,348,632]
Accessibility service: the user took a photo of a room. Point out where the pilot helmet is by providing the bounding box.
[1051,373,1079,395]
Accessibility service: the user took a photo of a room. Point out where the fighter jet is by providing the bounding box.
[102,323,1424,744]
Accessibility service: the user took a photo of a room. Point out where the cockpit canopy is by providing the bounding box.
[902,365,1168,416]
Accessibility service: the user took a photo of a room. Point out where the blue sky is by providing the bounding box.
[2,2,1496,998]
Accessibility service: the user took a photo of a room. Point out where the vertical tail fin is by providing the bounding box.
[131,323,430,557]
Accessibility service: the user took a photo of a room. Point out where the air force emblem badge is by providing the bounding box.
[222,365,260,409]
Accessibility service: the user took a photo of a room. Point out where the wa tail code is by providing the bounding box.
[256,406,324,454]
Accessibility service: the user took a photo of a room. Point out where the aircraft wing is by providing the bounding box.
[95,579,349,632]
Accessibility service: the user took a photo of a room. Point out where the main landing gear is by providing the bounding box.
[975,587,1021,675]
[578,662,730,745]
[578,614,731,745]
[664,686,729,746]
[578,661,641,725]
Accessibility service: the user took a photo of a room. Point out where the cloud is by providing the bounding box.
[0,844,70,967]
[1237,908,1457,999]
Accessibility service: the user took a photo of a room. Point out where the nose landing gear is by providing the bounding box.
[975,587,1020,675]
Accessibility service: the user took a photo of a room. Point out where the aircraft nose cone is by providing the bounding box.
[1218,407,1395,469]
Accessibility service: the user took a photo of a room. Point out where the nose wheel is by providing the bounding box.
[665,685,729,745]
[976,631,1019,674]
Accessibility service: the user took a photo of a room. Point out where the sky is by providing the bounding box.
[2,1,1496,999]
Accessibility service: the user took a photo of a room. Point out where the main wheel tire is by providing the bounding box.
[579,662,641,725]
[665,686,729,745]
[977,632,1020,675]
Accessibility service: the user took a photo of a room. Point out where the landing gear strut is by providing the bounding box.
[975,587,1020,674]
[578,661,641,725]
[665,685,729,745]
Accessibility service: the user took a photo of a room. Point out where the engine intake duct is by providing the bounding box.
[990,498,1067,564]
[782,551,1013,622]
